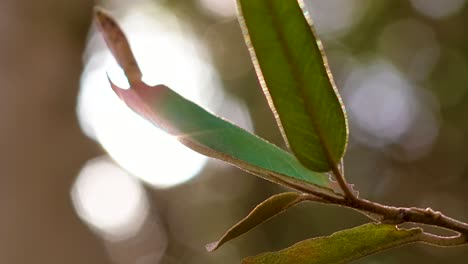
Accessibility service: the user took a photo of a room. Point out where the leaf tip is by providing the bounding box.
[105,74,130,100]
[93,7,117,36]
[205,241,219,252]
[93,6,106,18]
[93,7,142,85]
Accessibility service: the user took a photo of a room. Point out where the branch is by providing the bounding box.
[419,232,467,247]
[330,160,356,201]
[295,184,468,243]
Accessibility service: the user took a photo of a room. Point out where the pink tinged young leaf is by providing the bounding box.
[95,8,142,85]
[242,223,423,264]
[108,79,340,196]
[108,80,176,133]
[96,8,343,197]
[206,192,306,252]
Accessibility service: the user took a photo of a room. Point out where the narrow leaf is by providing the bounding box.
[238,0,348,172]
[207,192,304,252]
[109,81,336,194]
[242,223,422,264]
[94,10,341,197]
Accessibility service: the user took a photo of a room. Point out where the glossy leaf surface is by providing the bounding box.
[238,0,348,172]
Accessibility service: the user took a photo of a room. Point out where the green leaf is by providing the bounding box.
[238,0,348,172]
[95,7,341,196]
[109,81,339,195]
[242,223,422,264]
[207,192,304,252]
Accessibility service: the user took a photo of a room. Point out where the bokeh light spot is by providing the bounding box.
[305,0,366,36]
[345,60,417,146]
[410,0,466,19]
[198,0,237,18]
[343,59,440,158]
[78,4,226,188]
[71,157,149,241]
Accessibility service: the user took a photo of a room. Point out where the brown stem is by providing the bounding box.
[330,159,356,200]
[302,191,468,245]
[347,199,468,235]
[321,159,468,243]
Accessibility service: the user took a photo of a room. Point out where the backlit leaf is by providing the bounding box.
[109,80,338,195]
[238,0,348,172]
[207,192,304,252]
[94,9,342,196]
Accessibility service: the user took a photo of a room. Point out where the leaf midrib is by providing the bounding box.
[263,1,335,168]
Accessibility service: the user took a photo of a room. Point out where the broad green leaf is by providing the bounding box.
[242,223,422,264]
[95,8,342,196]
[238,0,348,172]
[207,192,304,252]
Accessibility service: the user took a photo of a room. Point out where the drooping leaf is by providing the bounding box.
[242,223,422,264]
[94,9,341,197]
[207,192,304,252]
[237,0,348,172]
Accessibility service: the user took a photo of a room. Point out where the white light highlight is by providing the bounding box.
[71,157,149,241]
[410,0,466,19]
[304,0,364,36]
[198,0,237,18]
[344,59,440,157]
[78,5,225,188]
[345,61,418,146]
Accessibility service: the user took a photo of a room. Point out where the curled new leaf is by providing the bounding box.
[94,9,342,197]
[95,8,142,84]
[207,192,305,252]
[242,223,422,264]
[238,0,348,172]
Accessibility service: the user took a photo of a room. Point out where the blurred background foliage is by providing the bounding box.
[1,0,468,263]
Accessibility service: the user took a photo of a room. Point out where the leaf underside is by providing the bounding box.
[242,223,422,264]
[207,192,304,252]
[238,0,348,172]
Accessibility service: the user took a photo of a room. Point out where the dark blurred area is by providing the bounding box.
[1,0,468,263]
